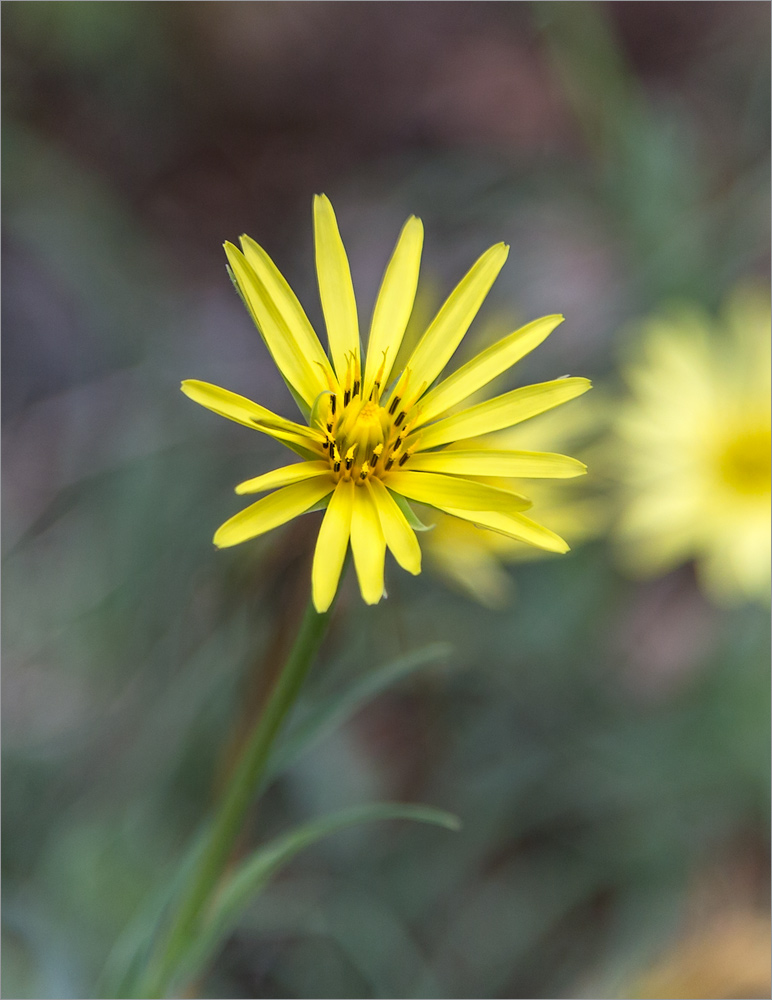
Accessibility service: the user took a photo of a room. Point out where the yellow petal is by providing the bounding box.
[412,377,592,451]
[385,470,532,513]
[313,194,360,380]
[392,243,509,402]
[369,477,421,574]
[312,480,354,613]
[350,483,386,605]
[239,234,338,389]
[415,315,564,425]
[440,506,570,553]
[182,379,289,429]
[406,449,587,478]
[235,460,331,495]
[364,216,424,398]
[224,243,328,408]
[181,380,323,459]
[213,475,334,548]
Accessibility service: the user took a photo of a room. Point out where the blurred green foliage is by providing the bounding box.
[3,3,769,998]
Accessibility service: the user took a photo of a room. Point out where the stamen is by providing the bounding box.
[352,379,360,398]
[371,444,383,467]
[315,361,338,394]
[405,381,428,410]
[398,450,411,466]
[344,445,357,471]
[387,368,412,415]
[369,350,389,403]
[330,393,337,416]
[385,457,394,471]
[343,353,355,407]
[394,410,406,427]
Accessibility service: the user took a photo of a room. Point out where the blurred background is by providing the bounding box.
[2,3,770,998]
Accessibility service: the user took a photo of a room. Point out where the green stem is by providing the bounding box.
[139,596,334,998]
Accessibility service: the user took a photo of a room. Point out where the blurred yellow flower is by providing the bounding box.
[423,401,608,607]
[183,195,590,612]
[625,909,771,1000]
[614,286,771,604]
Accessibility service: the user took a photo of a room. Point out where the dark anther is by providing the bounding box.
[398,452,409,466]
[388,396,401,415]
[344,389,351,407]
[360,470,367,480]
[352,380,360,398]
[385,458,394,471]
[394,411,406,427]
[322,440,329,450]
[334,461,341,473]
[393,435,403,450]
[330,394,337,416]
[345,457,354,471]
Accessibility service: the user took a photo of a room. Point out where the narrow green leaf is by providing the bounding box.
[267,642,452,780]
[173,803,460,991]
[98,828,210,998]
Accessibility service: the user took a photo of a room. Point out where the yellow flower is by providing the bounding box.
[615,285,771,604]
[183,195,591,612]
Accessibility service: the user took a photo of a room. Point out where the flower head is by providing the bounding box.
[183,195,591,612]
[614,285,771,604]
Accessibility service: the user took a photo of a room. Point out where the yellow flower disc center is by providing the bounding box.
[717,425,771,497]
[320,380,417,484]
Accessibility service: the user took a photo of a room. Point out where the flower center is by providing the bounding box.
[717,424,771,497]
[318,369,422,484]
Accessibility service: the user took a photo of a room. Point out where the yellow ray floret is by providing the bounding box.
[364,216,424,400]
[405,449,587,478]
[184,195,591,611]
[314,194,361,382]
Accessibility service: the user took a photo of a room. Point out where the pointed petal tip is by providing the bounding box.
[212,522,239,548]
